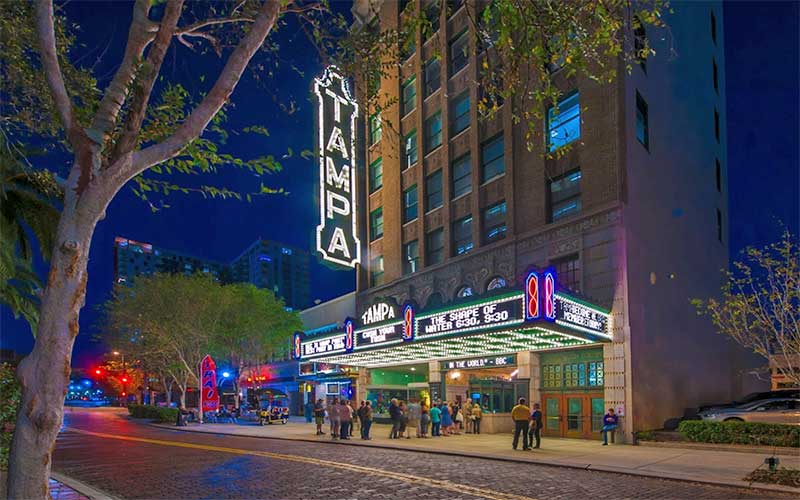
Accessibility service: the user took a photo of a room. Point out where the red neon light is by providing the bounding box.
[526,273,540,319]
[545,272,555,319]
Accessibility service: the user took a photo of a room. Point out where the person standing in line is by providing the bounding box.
[328,397,340,440]
[601,408,619,445]
[463,399,473,434]
[420,402,430,438]
[511,398,531,450]
[471,402,483,435]
[349,400,358,437]
[398,401,408,438]
[440,401,453,436]
[388,398,402,439]
[430,402,442,437]
[357,401,367,439]
[529,403,543,449]
[339,399,352,439]
[453,406,463,435]
[304,400,314,423]
[407,398,422,438]
[362,401,374,440]
[313,399,326,435]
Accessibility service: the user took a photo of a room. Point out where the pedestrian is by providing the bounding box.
[420,402,430,438]
[357,401,367,438]
[388,398,402,439]
[339,400,352,440]
[463,399,473,434]
[362,401,373,440]
[328,397,340,439]
[304,400,314,423]
[430,402,442,437]
[529,403,542,449]
[349,401,358,437]
[314,398,326,435]
[407,398,422,438]
[440,400,453,436]
[176,406,189,427]
[511,398,531,450]
[453,406,463,434]
[601,408,619,445]
[471,402,482,434]
[398,401,408,438]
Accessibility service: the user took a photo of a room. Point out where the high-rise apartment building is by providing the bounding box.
[113,237,311,310]
[296,1,745,439]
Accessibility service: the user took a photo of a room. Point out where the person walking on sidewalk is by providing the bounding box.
[407,398,422,438]
[388,398,402,439]
[601,408,619,445]
[362,401,373,440]
[328,397,340,439]
[511,398,531,450]
[420,402,430,437]
[471,402,483,434]
[430,403,442,437]
[529,403,542,449]
[314,399,326,435]
[339,400,352,440]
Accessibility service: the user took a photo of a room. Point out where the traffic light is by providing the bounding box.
[94,368,102,376]
[121,376,128,383]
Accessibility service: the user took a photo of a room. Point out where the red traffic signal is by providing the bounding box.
[94,368,102,375]
[121,376,128,383]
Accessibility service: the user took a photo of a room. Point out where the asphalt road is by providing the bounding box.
[52,409,792,500]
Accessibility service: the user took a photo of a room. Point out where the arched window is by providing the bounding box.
[426,292,444,309]
[486,276,507,291]
[456,286,474,298]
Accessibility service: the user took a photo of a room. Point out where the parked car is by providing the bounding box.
[698,398,800,424]
[697,389,800,413]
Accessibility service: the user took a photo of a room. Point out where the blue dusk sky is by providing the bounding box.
[1,1,798,369]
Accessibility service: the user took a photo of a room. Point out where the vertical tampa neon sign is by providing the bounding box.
[314,66,361,268]
[524,268,556,322]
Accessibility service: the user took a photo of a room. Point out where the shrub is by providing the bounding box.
[0,363,21,471]
[679,420,800,448]
[744,468,800,488]
[127,405,179,423]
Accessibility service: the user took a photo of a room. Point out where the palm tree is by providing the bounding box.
[0,135,62,335]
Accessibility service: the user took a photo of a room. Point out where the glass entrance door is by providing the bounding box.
[542,393,604,439]
[543,395,562,437]
[565,397,584,438]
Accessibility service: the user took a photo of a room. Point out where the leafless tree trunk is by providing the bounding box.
[9,1,282,497]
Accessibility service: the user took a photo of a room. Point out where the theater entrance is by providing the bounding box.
[541,393,604,439]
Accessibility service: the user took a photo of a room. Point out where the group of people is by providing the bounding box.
[311,397,375,440]
[511,398,620,449]
[387,398,484,438]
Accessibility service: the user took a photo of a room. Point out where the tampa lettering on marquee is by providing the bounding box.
[314,66,361,268]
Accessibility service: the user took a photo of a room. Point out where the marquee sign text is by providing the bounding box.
[556,299,609,335]
[416,296,523,339]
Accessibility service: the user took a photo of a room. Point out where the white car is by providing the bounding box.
[699,398,800,424]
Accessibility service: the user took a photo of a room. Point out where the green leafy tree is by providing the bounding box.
[0,364,22,471]
[210,283,302,408]
[693,230,800,387]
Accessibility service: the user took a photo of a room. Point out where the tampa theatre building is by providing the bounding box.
[302,0,753,440]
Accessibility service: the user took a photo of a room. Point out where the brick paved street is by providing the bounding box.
[52,409,796,500]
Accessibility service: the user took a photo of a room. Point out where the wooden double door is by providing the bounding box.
[541,393,604,439]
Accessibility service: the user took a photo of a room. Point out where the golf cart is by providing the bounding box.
[255,389,290,425]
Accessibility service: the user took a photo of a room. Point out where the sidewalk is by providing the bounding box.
[154,417,800,493]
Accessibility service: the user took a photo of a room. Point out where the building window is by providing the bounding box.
[369,158,383,193]
[481,134,505,182]
[564,363,587,387]
[426,228,444,265]
[404,130,418,170]
[424,58,441,97]
[712,59,719,94]
[370,208,384,241]
[552,254,581,292]
[710,11,717,45]
[714,108,720,143]
[404,185,418,223]
[486,276,507,291]
[450,92,470,136]
[449,30,469,76]
[547,92,580,152]
[426,170,443,211]
[369,113,382,145]
[588,361,604,386]
[715,158,722,192]
[456,285,473,298]
[425,111,442,152]
[452,215,473,255]
[370,255,384,286]
[482,200,507,244]
[636,91,649,150]
[542,364,562,388]
[633,17,647,71]
[717,209,723,243]
[403,240,419,275]
[402,77,416,116]
[548,169,582,222]
[451,154,471,199]
[423,1,440,39]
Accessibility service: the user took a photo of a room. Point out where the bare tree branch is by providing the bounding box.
[34,0,75,141]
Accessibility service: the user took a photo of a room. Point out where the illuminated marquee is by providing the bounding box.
[555,296,610,337]
[302,332,348,358]
[314,66,361,268]
[442,355,516,370]
[416,294,524,340]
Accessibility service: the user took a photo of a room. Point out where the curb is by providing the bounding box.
[638,439,800,456]
[147,423,799,495]
[50,471,119,500]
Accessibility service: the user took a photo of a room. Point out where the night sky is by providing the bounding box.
[1,1,798,369]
